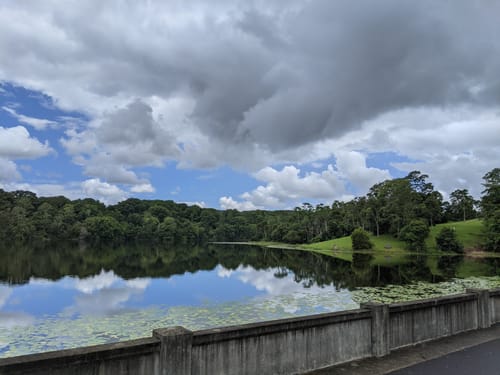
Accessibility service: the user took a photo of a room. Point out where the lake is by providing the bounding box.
[1,243,500,358]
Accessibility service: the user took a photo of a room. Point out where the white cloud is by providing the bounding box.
[233,266,329,296]
[0,126,52,159]
[0,158,20,181]
[216,266,234,278]
[334,151,391,194]
[81,178,127,204]
[219,196,260,211]
[0,1,499,205]
[130,183,155,193]
[219,156,387,210]
[181,201,206,208]
[0,179,148,205]
[65,273,151,316]
[2,106,57,130]
[125,278,151,290]
[0,181,85,201]
[61,100,179,191]
[0,126,52,184]
[74,269,118,294]
[65,287,139,316]
[327,106,500,198]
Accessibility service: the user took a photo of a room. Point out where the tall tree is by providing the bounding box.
[449,189,476,221]
[481,168,500,252]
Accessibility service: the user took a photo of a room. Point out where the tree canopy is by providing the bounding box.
[0,168,498,250]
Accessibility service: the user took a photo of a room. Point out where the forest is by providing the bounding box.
[0,168,498,251]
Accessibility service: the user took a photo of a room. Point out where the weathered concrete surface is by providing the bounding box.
[361,303,389,357]
[154,326,193,375]
[489,288,500,322]
[0,337,160,375]
[467,288,491,329]
[304,324,500,375]
[388,293,478,349]
[191,310,373,375]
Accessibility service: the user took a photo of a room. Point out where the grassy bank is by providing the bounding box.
[302,219,484,253]
[426,219,484,250]
[250,219,493,264]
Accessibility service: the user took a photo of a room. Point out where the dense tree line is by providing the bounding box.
[0,168,498,250]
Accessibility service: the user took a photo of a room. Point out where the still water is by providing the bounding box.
[1,244,499,358]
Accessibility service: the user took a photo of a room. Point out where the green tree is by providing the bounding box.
[481,168,500,217]
[435,227,463,253]
[449,189,476,221]
[399,219,429,251]
[84,216,124,242]
[158,216,178,242]
[283,229,303,244]
[351,228,373,250]
[481,168,500,251]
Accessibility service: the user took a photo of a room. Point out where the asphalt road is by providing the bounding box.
[389,338,500,375]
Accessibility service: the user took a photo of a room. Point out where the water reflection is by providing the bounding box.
[1,243,499,358]
[1,243,499,288]
[0,285,34,329]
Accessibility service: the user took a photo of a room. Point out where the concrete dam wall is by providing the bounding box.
[1,288,499,375]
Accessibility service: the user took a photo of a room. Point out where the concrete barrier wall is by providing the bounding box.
[0,338,160,375]
[191,310,372,375]
[489,288,500,323]
[1,288,498,375]
[388,293,478,349]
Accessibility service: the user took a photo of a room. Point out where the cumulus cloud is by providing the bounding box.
[62,100,179,189]
[326,106,500,198]
[81,178,127,204]
[219,196,259,211]
[0,1,499,203]
[334,151,392,193]
[0,126,52,159]
[221,153,389,209]
[0,126,52,183]
[130,183,155,193]
[0,158,20,181]
[0,180,136,205]
[0,181,87,202]
[1,2,499,152]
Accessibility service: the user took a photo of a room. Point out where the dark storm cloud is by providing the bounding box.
[1,0,499,154]
[101,0,498,152]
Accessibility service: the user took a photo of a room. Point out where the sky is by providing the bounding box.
[0,0,499,209]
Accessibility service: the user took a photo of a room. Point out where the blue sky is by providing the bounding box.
[0,1,499,209]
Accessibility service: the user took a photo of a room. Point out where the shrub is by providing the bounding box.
[351,228,373,250]
[399,219,429,251]
[435,227,463,253]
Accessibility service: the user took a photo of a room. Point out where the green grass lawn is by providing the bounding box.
[252,219,491,266]
[301,234,410,265]
[303,219,484,253]
[426,219,484,250]
[304,233,406,252]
